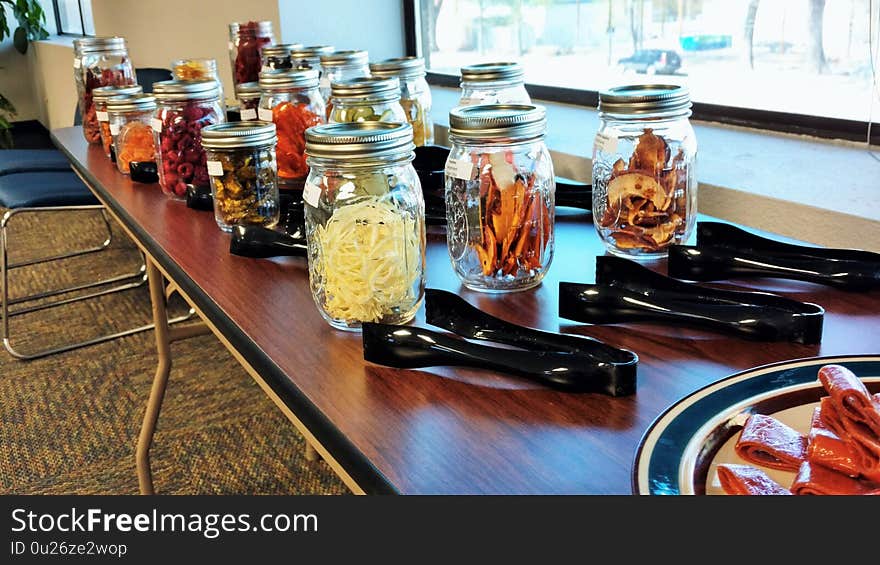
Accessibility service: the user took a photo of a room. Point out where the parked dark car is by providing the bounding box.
[618,49,682,75]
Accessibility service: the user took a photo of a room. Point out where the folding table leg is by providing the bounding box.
[136,257,211,495]
[136,258,172,495]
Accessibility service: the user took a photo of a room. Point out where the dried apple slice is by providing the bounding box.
[606,172,668,211]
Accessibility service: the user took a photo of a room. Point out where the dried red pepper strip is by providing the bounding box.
[273,101,323,181]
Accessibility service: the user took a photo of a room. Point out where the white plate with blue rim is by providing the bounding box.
[633,354,880,495]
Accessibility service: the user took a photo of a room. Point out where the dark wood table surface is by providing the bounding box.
[52,126,880,494]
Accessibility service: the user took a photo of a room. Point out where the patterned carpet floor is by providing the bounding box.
[0,206,348,495]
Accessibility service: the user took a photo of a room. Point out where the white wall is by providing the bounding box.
[278,0,406,62]
[91,0,281,104]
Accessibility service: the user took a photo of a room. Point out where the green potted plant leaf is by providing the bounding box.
[0,0,50,148]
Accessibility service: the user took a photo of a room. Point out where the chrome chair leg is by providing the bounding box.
[0,205,196,360]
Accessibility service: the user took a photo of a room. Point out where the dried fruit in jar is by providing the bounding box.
[468,150,552,277]
[116,122,155,174]
[81,67,135,144]
[233,21,272,85]
[311,195,422,324]
[212,152,277,227]
[598,128,687,252]
[272,101,323,181]
[399,98,432,147]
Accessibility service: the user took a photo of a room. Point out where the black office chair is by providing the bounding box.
[0,67,189,360]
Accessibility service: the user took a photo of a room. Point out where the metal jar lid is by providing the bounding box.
[460,62,524,83]
[261,43,303,59]
[229,21,273,35]
[598,84,692,117]
[369,56,425,79]
[258,68,320,91]
[73,36,127,54]
[448,104,546,141]
[305,122,414,162]
[92,84,143,103]
[290,45,335,61]
[330,77,400,102]
[105,93,157,113]
[235,81,261,100]
[153,79,221,102]
[201,121,277,150]
[320,49,368,69]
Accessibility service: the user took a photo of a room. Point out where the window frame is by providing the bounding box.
[52,0,91,37]
[403,0,879,146]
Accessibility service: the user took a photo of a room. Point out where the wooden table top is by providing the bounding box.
[52,126,880,494]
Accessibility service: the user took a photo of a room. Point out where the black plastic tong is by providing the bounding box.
[667,222,880,291]
[362,288,638,396]
[558,256,824,344]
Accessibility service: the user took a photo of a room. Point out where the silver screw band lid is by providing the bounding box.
[597,84,692,116]
[369,56,425,79]
[460,62,524,83]
[258,68,320,90]
[305,121,414,161]
[320,49,369,68]
[234,81,261,99]
[92,84,143,103]
[448,103,546,141]
[261,43,303,58]
[201,121,277,149]
[73,36,127,54]
[330,77,400,101]
[105,93,157,113]
[153,79,221,102]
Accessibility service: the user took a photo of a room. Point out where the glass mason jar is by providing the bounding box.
[318,49,370,106]
[152,79,226,199]
[93,84,142,159]
[73,36,137,145]
[303,121,426,331]
[202,121,280,232]
[107,94,158,175]
[445,104,555,292]
[459,62,530,107]
[228,21,274,89]
[235,81,261,121]
[259,43,302,71]
[171,57,225,111]
[290,44,334,72]
[369,56,434,147]
[257,68,326,191]
[327,77,407,125]
[591,84,697,259]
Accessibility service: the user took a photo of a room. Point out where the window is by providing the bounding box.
[411,0,880,144]
[53,0,94,36]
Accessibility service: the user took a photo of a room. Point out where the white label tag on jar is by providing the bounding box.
[73,58,81,69]
[261,65,271,73]
[96,111,109,122]
[240,108,257,121]
[109,123,120,135]
[303,181,321,208]
[151,118,163,133]
[257,107,273,122]
[593,130,619,154]
[445,158,475,181]
[206,160,224,177]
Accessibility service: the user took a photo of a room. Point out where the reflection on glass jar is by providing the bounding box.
[445,104,555,293]
[303,122,426,331]
[73,36,137,145]
[202,121,280,232]
[93,84,142,160]
[228,21,274,89]
[369,56,434,146]
[327,77,407,125]
[458,62,530,107]
[152,79,226,199]
[257,68,325,190]
[106,94,157,175]
[591,84,697,259]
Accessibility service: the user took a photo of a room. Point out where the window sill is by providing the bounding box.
[428,86,880,252]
